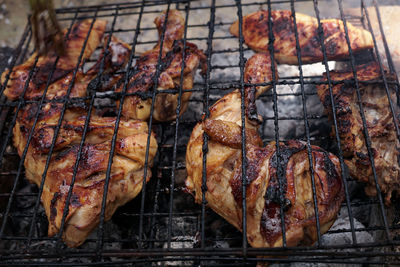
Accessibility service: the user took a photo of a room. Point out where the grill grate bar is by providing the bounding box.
[89,5,122,257]
[342,0,394,241]
[1,257,398,266]
[2,236,400,253]
[0,27,32,162]
[166,1,191,250]
[311,0,367,246]
[266,0,288,248]
[137,0,172,250]
[2,6,100,250]
[364,1,400,146]
[332,0,364,244]
[0,191,384,209]
[0,31,35,170]
[1,0,399,264]
[148,164,162,249]
[2,246,400,261]
[0,23,30,99]
[200,0,216,251]
[95,0,146,253]
[52,11,101,251]
[0,24,31,135]
[235,0,249,257]
[3,220,400,240]
[0,53,41,237]
[0,78,396,108]
[26,13,80,246]
[54,0,315,16]
[4,200,390,218]
[290,0,323,246]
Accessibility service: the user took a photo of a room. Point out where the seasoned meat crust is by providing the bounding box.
[2,19,158,247]
[114,10,206,122]
[317,62,399,205]
[2,19,107,100]
[14,106,157,247]
[186,53,344,248]
[230,10,373,65]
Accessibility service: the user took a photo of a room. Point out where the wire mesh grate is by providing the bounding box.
[0,0,399,265]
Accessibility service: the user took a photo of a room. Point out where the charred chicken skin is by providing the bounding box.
[230,10,373,65]
[186,53,344,248]
[14,105,157,248]
[2,20,131,101]
[317,62,399,205]
[2,19,107,100]
[115,10,206,121]
[2,19,158,247]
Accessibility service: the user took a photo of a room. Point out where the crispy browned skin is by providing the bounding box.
[203,119,263,149]
[115,10,206,121]
[2,19,107,100]
[4,20,158,247]
[14,105,157,248]
[317,62,399,205]
[186,53,344,248]
[2,31,130,101]
[230,10,373,65]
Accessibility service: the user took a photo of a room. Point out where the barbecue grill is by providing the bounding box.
[0,0,399,265]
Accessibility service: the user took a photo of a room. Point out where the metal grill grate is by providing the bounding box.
[0,0,400,265]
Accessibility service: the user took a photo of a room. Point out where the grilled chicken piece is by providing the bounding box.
[115,10,206,122]
[186,53,344,248]
[2,32,130,101]
[14,104,157,247]
[317,62,399,205]
[4,20,158,247]
[230,10,373,65]
[2,19,107,100]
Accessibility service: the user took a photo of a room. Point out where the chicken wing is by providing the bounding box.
[230,10,373,65]
[115,10,206,121]
[186,53,344,248]
[4,20,158,247]
[317,62,399,205]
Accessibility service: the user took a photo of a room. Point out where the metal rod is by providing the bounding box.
[95,0,146,254]
[234,0,248,258]
[0,54,41,237]
[0,0,399,263]
[54,11,102,250]
[137,0,172,250]
[200,0,216,251]
[312,0,372,246]
[26,12,80,246]
[166,1,191,249]
[290,0,323,246]
[266,0,287,248]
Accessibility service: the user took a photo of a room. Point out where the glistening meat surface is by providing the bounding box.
[317,62,399,205]
[230,10,373,65]
[186,53,344,248]
[114,9,206,122]
[3,19,158,247]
